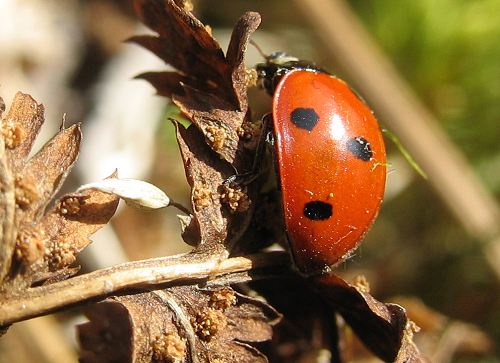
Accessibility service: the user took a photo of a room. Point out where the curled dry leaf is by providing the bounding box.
[133,0,264,253]
[77,177,170,210]
[15,124,81,221]
[132,0,261,165]
[249,277,340,363]
[78,286,281,363]
[2,92,45,171]
[176,123,254,250]
[0,92,45,282]
[312,274,426,363]
[41,177,119,272]
[0,92,119,291]
[250,275,426,363]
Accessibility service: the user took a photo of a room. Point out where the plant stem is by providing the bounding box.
[0,251,290,327]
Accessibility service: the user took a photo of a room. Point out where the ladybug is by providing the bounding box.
[255,51,386,274]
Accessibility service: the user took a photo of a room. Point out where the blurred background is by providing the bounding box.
[0,0,499,362]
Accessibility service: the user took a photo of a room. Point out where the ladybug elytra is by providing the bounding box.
[255,52,386,274]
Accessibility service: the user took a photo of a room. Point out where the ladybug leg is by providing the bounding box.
[224,114,273,186]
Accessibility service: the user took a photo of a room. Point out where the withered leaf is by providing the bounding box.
[79,299,134,363]
[133,0,261,163]
[0,94,87,285]
[176,122,253,250]
[134,1,264,255]
[225,11,261,111]
[312,274,426,363]
[135,71,188,98]
[249,277,339,363]
[173,85,245,165]
[41,175,120,272]
[132,0,228,89]
[176,122,229,246]
[0,91,120,288]
[170,286,281,363]
[15,124,81,222]
[2,92,44,171]
[79,286,281,363]
[0,93,47,282]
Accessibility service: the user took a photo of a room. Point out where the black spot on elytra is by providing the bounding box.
[347,136,372,161]
[304,201,333,221]
[290,108,319,131]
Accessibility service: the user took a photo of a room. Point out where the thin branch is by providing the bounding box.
[0,251,291,327]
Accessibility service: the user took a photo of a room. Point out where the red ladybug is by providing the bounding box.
[256,52,386,274]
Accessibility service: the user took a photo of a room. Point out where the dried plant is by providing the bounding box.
[0,0,432,362]
[0,92,119,292]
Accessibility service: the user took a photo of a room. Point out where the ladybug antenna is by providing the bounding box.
[249,39,268,60]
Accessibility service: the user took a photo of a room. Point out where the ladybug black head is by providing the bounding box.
[265,51,300,65]
[255,51,325,95]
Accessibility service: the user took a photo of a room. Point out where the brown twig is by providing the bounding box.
[0,251,290,327]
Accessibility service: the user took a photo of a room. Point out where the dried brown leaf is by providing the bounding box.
[79,300,134,363]
[249,277,338,363]
[0,93,47,282]
[171,286,281,363]
[175,123,253,250]
[133,1,263,255]
[0,91,129,325]
[173,85,245,164]
[312,274,427,363]
[226,11,261,111]
[78,286,281,363]
[0,94,87,284]
[132,1,229,93]
[176,123,229,246]
[15,124,81,222]
[133,0,260,163]
[135,71,188,98]
[2,92,44,172]
[41,176,120,272]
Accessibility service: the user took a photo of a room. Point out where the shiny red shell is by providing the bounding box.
[272,69,386,273]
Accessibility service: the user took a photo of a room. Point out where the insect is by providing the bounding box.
[255,51,387,274]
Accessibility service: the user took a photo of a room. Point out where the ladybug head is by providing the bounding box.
[265,51,300,66]
[254,52,296,95]
[254,48,323,95]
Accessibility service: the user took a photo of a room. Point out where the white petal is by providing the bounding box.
[77,178,170,210]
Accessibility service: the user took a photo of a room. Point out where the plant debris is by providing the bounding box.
[312,274,425,362]
[0,92,120,293]
[78,286,281,363]
[131,0,260,164]
[132,0,264,253]
[127,1,428,362]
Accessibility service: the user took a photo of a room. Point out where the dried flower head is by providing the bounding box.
[191,308,227,341]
